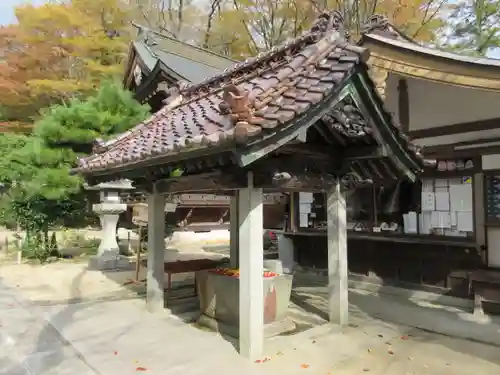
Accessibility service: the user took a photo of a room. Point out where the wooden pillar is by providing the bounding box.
[230,191,239,268]
[238,173,264,360]
[146,185,166,313]
[397,78,410,133]
[327,182,348,326]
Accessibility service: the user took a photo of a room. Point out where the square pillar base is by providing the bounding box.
[197,314,296,339]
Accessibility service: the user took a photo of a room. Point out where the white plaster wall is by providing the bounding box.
[482,154,500,170]
[384,74,500,131]
[487,227,500,268]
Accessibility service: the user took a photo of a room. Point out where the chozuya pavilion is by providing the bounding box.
[75,11,425,360]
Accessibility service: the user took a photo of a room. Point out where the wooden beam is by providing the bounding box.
[397,78,410,132]
[278,146,333,160]
[154,171,245,194]
[253,171,337,191]
[250,154,337,191]
[343,145,385,160]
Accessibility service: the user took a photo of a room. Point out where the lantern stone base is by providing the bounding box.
[195,271,296,338]
[88,251,133,271]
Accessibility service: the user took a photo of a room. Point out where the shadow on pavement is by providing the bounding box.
[290,274,500,368]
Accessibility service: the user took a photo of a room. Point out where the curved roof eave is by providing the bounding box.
[363,33,500,91]
[364,33,500,69]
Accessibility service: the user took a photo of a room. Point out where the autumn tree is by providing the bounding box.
[124,0,201,40]
[440,0,500,56]
[0,0,132,128]
[197,0,447,60]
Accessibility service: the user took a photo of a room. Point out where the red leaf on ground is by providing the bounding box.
[400,336,409,340]
[300,364,310,368]
[135,367,147,371]
[255,360,263,364]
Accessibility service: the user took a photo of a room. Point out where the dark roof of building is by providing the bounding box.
[78,12,424,182]
[126,24,237,85]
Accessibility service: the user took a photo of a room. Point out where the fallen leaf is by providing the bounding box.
[276,351,284,356]
[363,369,370,372]
[367,348,372,353]
[135,367,147,372]
[388,350,395,356]
[300,364,310,369]
[401,335,409,340]
[407,357,414,361]
[113,351,118,356]
[377,334,383,338]
[312,340,316,344]
[255,360,262,364]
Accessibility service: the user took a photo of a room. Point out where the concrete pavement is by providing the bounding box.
[0,282,97,375]
[1,260,500,375]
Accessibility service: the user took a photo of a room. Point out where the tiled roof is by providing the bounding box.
[78,12,422,176]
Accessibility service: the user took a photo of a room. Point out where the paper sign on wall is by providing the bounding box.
[421,192,435,211]
[435,192,450,211]
[450,184,473,212]
[457,212,473,232]
[431,211,451,228]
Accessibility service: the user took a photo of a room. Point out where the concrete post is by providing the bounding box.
[238,173,264,360]
[277,234,295,274]
[229,192,239,268]
[146,187,166,313]
[327,183,348,326]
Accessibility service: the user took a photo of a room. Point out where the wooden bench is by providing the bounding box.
[140,258,228,299]
[468,270,500,315]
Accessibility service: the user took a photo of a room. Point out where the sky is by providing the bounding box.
[0,0,45,26]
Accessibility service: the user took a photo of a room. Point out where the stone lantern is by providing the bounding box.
[85,179,135,270]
